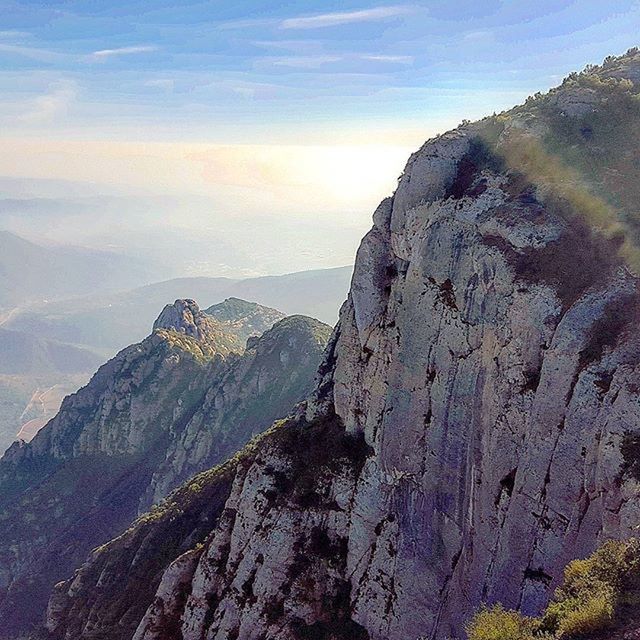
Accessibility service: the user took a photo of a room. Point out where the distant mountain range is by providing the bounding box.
[0,231,350,455]
[0,189,366,279]
[0,327,102,376]
[0,230,155,310]
[0,327,101,453]
[3,266,352,357]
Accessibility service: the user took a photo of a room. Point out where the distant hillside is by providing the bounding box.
[0,328,100,453]
[0,328,102,376]
[0,374,89,454]
[205,297,286,344]
[3,266,352,356]
[0,230,155,309]
[229,266,353,322]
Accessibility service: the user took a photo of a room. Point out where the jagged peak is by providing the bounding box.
[152,298,243,356]
[153,299,207,338]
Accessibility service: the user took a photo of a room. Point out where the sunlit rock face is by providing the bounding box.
[44,50,640,640]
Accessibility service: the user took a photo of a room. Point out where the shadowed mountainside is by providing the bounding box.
[0,298,331,637]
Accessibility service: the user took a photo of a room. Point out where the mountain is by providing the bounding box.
[227,266,353,325]
[0,298,331,636]
[0,375,89,448]
[40,50,640,640]
[0,328,101,376]
[205,297,286,344]
[0,230,154,310]
[2,266,351,356]
[153,298,244,356]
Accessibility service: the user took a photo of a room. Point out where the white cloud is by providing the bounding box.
[281,6,411,29]
[0,30,31,40]
[89,45,158,61]
[462,30,495,42]
[18,81,77,125]
[0,42,68,63]
[361,54,414,64]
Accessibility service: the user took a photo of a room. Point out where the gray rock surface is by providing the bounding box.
[39,49,640,640]
[153,298,243,354]
[0,301,330,637]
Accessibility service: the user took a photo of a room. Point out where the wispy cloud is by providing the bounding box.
[0,30,31,40]
[89,45,158,61]
[462,30,495,42]
[18,81,77,125]
[281,6,411,29]
[361,54,414,64]
[264,53,413,69]
[269,55,342,69]
[217,17,275,31]
[145,78,175,91]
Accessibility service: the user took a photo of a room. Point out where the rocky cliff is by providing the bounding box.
[41,49,640,640]
[0,299,330,638]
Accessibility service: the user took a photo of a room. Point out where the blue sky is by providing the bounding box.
[1,1,639,143]
[0,2,639,277]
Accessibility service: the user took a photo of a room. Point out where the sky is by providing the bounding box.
[0,1,639,274]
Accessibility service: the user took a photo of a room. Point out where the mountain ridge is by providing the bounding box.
[0,230,155,309]
[2,265,352,356]
[37,48,640,640]
[0,298,332,636]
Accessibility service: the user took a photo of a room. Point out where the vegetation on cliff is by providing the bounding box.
[466,539,640,640]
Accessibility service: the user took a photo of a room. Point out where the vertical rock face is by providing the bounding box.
[141,315,334,508]
[0,299,330,638]
[41,50,640,640]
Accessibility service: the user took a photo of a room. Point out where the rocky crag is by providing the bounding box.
[40,49,640,640]
[0,299,330,638]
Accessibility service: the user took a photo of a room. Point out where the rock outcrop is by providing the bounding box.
[153,298,243,354]
[0,299,330,637]
[205,297,286,344]
[141,314,333,508]
[38,49,640,640]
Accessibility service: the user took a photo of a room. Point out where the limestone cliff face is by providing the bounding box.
[44,50,640,640]
[0,300,330,638]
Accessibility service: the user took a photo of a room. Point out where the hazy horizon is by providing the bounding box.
[2,1,640,279]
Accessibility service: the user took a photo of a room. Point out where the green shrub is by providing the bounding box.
[540,539,639,637]
[466,605,536,640]
[555,595,614,638]
[466,539,640,640]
